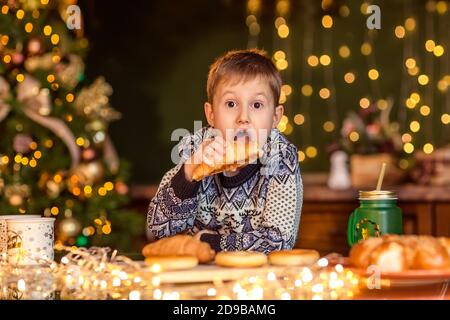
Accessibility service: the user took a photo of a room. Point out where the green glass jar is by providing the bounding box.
[347,190,403,247]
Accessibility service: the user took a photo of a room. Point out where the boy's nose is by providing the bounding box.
[237,107,250,124]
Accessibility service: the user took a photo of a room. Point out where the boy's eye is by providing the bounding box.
[253,102,263,109]
[226,101,236,108]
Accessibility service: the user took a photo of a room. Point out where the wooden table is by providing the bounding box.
[355,282,450,300]
[131,173,450,256]
[158,281,450,300]
[151,265,450,300]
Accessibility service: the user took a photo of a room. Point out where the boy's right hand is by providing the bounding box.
[184,136,227,181]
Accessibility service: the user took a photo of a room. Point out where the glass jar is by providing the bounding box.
[347,190,403,247]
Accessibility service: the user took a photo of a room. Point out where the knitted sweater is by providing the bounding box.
[146,127,303,254]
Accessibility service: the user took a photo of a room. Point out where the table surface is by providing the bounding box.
[147,262,450,300]
[355,282,450,300]
[157,278,450,300]
[131,173,450,299]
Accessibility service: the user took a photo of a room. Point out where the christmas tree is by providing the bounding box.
[0,0,144,253]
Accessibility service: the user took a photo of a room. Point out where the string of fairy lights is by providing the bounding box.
[245,0,450,167]
[320,3,340,144]
[424,1,435,148]
[246,0,261,49]
[273,0,295,141]
[439,1,450,141]
[0,246,361,300]
[297,0,316,163]
[395,0,449,162]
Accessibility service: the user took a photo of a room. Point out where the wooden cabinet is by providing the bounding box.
[295,203,353,256]
[131,174,450,256]
[436,204,450,236]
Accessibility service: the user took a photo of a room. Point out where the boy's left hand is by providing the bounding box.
[194,229,217,241]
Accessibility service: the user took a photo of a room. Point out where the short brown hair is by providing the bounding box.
[206,49,282,106]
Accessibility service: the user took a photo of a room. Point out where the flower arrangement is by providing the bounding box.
[330,98,406,188]
[339,98,403,156]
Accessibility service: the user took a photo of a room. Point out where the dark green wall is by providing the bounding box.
[80,0,450,183]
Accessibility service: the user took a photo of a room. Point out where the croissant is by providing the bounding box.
[142,234,215,263]
[192,140,261,181]
[350,234,450,272]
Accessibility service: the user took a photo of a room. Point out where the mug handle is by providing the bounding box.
[347,211,357,247]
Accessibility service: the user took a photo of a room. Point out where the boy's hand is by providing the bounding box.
[194,229,217,241]
[184,136,227,181]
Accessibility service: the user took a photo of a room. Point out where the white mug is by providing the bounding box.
[0,216,55,265]
[1,215,41,255]
[0,215,41,220]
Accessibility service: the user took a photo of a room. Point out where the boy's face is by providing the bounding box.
[204,75,284,145]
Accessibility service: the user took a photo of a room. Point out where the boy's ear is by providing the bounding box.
[204,102,215,127]
[272,104,284,128]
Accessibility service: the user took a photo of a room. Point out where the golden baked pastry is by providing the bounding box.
[142,234,215,263]
[439,237,450,257]
[349,234,450,271]
[215,251,267,268]
[144,255,198,271]
[268,249,320,266]
[369,241,406,273]
[192,140,261,181]
[413,236,450,270]
[347,237,384,269]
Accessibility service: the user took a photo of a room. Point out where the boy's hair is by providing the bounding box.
[206,49,282,106]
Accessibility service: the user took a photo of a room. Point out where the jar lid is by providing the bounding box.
[359,190,397,200]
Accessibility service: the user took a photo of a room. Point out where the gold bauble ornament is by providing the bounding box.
[46,180,62,199]
[74,77,121,123]
[87,120,105,132]
[4,184,30,207]
[71,161,104,186]
[9,194,23,206]
[58,217,82,238]
[27,37,42,55]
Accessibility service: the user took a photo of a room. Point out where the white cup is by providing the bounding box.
[0,216,55,265]
[0,215,41,220]
[1,215,41,256]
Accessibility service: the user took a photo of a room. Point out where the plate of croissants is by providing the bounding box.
[345,234,450,285]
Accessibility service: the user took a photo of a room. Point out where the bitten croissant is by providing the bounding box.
[142,234,216,263]
[192,140,261,181]
[349,234,450,272]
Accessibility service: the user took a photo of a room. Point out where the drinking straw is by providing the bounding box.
[376,162,387,191]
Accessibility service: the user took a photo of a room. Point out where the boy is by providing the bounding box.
[147,49,303,254]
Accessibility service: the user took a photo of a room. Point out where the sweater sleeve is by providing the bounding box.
[146,163,201,241]
[200,143,303,254]
[146,128,210,241]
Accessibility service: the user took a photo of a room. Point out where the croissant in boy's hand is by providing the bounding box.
[142,234,216,263]
[192,140,261,181]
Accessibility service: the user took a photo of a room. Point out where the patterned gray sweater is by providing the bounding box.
[147,127,303,254]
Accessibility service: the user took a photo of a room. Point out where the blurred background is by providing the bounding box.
[79,0,450,182]
[1,0,449,255]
